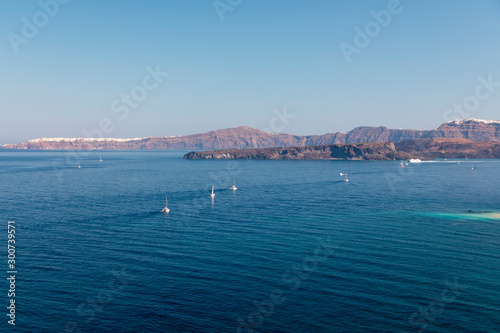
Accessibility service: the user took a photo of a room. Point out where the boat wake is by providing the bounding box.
[425,211,500,221]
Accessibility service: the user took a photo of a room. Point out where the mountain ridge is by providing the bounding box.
[3,118,500,150]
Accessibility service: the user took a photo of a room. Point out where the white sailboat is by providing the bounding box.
[210,186,215,198]
[99,155,103,162]
[230,179,237,191]
[77,164,81,169]
[471,164,475,170]
[343,173,349,182]
[161,196,170,213]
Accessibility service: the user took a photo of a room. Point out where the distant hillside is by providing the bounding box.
[3,118,500,150]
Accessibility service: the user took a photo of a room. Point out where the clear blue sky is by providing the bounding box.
[1,0,500,143]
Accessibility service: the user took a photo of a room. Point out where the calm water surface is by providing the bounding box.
[0,151,499,332]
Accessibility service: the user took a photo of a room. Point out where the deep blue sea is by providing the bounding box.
[0,151,499,332]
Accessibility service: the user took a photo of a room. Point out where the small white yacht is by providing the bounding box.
[210,186,215,198]
[343,173,349,182]
[471,165,475,170]
[408,158,422,163]
[77,164,81,168]
[99,155,103,162]
[230,179,237,191]
[161,196,170,213]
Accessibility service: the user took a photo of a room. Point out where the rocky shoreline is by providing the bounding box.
[184,138,500,160]
[184,141,421,160]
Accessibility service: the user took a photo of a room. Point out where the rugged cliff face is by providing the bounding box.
[395,138,500,158]
[433,119,500,142]
[184,138,500,160]
[184,142,419,160]
[3,118,500,150]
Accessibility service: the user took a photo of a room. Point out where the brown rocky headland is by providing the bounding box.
[395,138,500,159]
[184,142,420,160]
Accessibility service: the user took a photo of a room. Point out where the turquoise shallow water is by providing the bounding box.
[0,151,499,332]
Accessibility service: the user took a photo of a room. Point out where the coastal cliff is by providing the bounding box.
[396,138,500,158]
[185,138,500,160]
[183,142,418,160]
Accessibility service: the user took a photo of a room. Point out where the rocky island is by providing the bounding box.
[183,141,421,160]
[184,137,500,160]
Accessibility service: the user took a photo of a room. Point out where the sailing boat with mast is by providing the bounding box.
[210,186,215,198]
[343,173,349,182]
[161,196,170,213]
[230,178,237,191]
